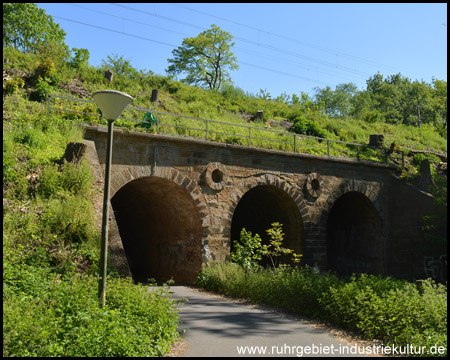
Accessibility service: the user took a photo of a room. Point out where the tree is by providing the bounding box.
[166,24,239,90]
[314,85,334,116]
[314,83,357,118]
[231,223,302,270]
[70,48,90,69]
[350,90,372,119]
[231,228,264,271]
[3,3,67,53]
[335,83,358,117]
[430,79,447,137]
[101,54,138,79]
[264,222,302,268]
[366,73,404,124]
[407,80,432,127]
[275,92,290,104]
[257,88,272,100]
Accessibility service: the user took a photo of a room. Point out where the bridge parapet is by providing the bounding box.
[49,94,411,167]
[83,125,443,282]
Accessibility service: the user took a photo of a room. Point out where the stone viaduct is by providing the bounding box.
[83,125,445,284]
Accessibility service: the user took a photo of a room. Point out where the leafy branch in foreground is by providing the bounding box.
[264,222,302,268]
[231,222,302,270]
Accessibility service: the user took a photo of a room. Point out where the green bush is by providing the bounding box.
[3,272,180,357]
[38,160,93,199]
[196,263,447,357]
[230,228,264,270]
[291,116,328,138]
[60,160,94,196]
[38,163,62,198]
[33,78,53,102]
[412,153,441,167]
[3,109,181,356]
[3,76,25,95]
[40,196,97,245]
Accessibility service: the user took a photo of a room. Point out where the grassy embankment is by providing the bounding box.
[3,46,446,356]
[3,49,181,356]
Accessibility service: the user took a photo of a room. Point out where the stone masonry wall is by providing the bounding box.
[84,125,398,281]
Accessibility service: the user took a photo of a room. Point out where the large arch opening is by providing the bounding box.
[327,191,383,276]
[111,176,202,284]
[230,185,303,266]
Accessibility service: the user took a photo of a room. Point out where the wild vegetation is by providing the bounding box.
[196,263,447,357]
[3,3,447,357]
[196,223,447,357]
[3,94,181,356]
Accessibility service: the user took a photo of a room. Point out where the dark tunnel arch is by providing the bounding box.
[230,185,303,266]
[326,191,384,276]
[111,176,202,284]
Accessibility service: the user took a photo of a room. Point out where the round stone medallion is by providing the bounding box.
[205,162,227,191]
[305,172,322,198]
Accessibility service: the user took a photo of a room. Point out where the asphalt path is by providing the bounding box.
[150,285,368,357]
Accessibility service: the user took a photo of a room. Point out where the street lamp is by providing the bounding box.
[93,90,133,308]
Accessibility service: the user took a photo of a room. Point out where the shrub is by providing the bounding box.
[291,116,328,138]
[38,163,62,198]
[3,273,180,357]
[59,160,93,196]
[3,76,25,95]
[412,153,441,167]
[230,223,302,271]
[33,78,53,102]
[230,228,264,271]
[36,59,56,78]
[196,264,447,357]
[40,196,97,245]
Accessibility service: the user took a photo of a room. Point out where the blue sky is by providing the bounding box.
[37,3,447,98]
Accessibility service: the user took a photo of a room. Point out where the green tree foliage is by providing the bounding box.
[313,73,447,133]
[291,115,328,138]
[166,24,239,90]
[361,73,445,126]
[3,3,67,54]
[231,223,301,270]
[70,48,90,68]
[264,222,302,267]
[231,228,264,271]
[429,78,447,138]
[256,88,272,100]
[101,53,138,78]
[315,83,357,118]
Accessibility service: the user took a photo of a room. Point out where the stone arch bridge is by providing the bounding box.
[83,125,443,283]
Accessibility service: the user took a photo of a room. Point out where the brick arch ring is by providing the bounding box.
[109,165,212,244]
[224,173,313,236]
[316,180,383,236]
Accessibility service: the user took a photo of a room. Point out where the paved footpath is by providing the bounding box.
[150,285,367,357]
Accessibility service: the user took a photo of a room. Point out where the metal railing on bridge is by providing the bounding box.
[47,94,409,167]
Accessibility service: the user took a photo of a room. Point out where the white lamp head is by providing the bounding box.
[93,90,133,121]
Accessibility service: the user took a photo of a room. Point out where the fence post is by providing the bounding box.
[294,134,297,153]
[47,95,51,123]
[151,89,159,103]
[249,127,252,147]
[205,120,209,141]
[327,140,330,157]
[357,145,360,160]
[255,110,263,122]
